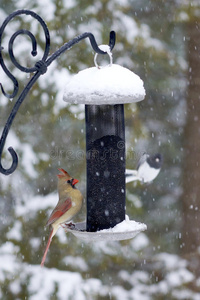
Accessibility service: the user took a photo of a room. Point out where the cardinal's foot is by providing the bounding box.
[65,222,75,229]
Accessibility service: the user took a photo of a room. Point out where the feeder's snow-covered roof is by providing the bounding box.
[63,64,145,105]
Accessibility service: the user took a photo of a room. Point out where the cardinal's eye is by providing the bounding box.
[67,180,71,183]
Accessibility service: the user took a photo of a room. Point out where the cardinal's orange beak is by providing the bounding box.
[72,178,79,186]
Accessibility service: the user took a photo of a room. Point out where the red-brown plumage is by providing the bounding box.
[46,198,72,226]
[56,168,69,178]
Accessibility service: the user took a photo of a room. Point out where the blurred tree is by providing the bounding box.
[181,2,200,274]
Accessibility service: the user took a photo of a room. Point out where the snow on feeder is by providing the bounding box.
[0,9,147,242]
[63,45,145,105]
[63,44,147,240]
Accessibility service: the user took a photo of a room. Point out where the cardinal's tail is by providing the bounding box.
[41,228,54,267]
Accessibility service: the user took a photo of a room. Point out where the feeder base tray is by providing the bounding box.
[63,215,147,241]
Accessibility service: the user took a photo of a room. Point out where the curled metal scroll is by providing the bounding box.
[0,9,116,175]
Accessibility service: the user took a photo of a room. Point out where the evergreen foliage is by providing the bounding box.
[0,0,200,299]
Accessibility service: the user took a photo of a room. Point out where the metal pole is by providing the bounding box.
[85,104,126,231]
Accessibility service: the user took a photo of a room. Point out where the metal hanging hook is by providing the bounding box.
[0,9,116,175]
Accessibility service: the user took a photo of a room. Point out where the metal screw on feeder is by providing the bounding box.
[63,43,147,241]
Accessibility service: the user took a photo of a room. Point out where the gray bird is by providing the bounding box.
[126,153,162,183]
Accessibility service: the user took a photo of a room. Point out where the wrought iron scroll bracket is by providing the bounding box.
[0,9,116,175]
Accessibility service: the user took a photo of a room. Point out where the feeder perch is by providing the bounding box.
[63,45,146,240]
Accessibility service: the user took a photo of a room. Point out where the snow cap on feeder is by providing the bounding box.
[63,45,146,105]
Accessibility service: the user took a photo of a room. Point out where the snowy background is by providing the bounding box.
[1,0,200,299]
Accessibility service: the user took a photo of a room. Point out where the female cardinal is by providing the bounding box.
[41,168,83,267]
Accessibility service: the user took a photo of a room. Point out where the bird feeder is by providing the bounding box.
[63,45,147,240]
[0,10,147,242]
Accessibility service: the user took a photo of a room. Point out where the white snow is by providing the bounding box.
[0,242,20,278]
[154,252,187,270]
[9,279,21,294]
[126,191,143,208]
[15,0,56,21]
[166,268,194,287]
[63,256,88,271]
[28,267,84,300]
[16,192,57,217]
[94,44,112,67]
[29,237,41,250]
[63,64,145,104]
[112,11,140,44]
[7,220,22,241]
[130,233,149,251]
[119,270,149,285]
[99,215,146,233]
[38,64,72,113]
